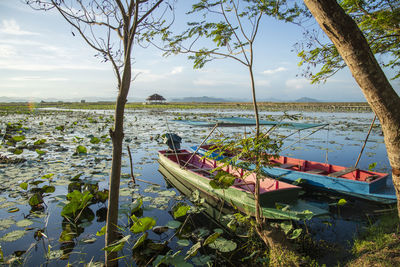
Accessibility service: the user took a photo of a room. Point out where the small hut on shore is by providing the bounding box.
[145,94,166,104]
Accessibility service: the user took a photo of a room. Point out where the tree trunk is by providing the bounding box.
[303,0,400,217]
[105,60,132,266]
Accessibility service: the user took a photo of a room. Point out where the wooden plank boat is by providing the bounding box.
[158,149,329,220]
[192,145,397,204]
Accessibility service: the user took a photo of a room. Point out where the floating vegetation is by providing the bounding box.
[0,105,391,265]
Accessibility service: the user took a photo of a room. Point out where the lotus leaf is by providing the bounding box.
[130,198,143,213]
[0,230,26,242]
[208,237,237,252]
[203,232,220,246]
[132,232,148,250]
[96,226,106,236]
[185,241,201,260]
[177,239,190,247]
[0,218,16,231]
[12,135,25,142]
[158,190,176,197]
[165,220,181,229]
[19,182,28,190]
[102,235,130,252]
[35,149,46,155]
[130,217,156,233]
[172,203,190,219]
[192,255,212,266]
[76,145,87,154]
[47,249,63,260]
[289,228,302,239]
[16,219,33,228]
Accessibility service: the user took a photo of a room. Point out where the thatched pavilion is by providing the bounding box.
[146,93,166,104]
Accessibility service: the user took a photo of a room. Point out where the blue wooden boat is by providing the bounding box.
[192,145,397,204]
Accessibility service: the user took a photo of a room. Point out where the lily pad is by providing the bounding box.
[165,220,181,229]
[208,237,237,252]
[0,230,26,242]
[16,219,33,228]
[0,218,16,231]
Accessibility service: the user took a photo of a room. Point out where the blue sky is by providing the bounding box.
[0,1,398,102]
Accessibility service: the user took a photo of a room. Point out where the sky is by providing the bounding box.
[0,1,399,102]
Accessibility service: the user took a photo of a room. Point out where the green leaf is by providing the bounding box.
[41,185,55,193]
[12,135,25,142]
[19,182,28,190]
[35,149,46,155]
[28,193,43,207]
[337,198,347,206]
[41,173,54,180]
[368,162,377,171]
[13,148,23,155]
[90,137,101,144]
[130,217,156,233]
[132,232,148,250]
[203,232,220,246]
[185,241,201,260]
[166,220,181,229]
[96,226,106,236]
[208,237,237,252]
[177,239,190,247]
[289,228,302,239]
[76,145,87,154]
[34,139,46,146]
[280,221,293,235]
[102,235,130,252]
[130,198,143,213]
[172,203,191,219]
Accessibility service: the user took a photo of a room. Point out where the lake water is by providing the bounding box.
[0,108,393,266]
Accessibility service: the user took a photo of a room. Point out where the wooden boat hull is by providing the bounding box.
[158,150,328,220]
[192,146,397,204]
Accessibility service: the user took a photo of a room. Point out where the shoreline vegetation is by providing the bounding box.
[0,101,373,113]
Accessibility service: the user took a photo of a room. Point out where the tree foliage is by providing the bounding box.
[297,0,400,83]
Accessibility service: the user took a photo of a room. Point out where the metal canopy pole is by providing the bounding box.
[355,114,377,168]
[183,123,219,168]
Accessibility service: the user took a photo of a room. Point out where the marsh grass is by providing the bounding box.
[349,211,400,266]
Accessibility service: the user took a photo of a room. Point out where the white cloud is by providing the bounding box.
[9,76,68,82]
[0,45,17,57]
[0,19,39,36]
[285,78,310,89]
[170,66,183,75]
[262,67,287,75]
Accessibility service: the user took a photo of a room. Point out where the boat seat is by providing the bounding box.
[306,169,326,174]
[365,175,380,182]
[280,163,297,169]
[328,167,356,177]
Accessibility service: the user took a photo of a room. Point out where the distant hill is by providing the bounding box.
[171,96,232,102]
[294,97,320,102]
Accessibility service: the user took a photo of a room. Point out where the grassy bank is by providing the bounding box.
[0,101,373,113]
[348,211,400,266]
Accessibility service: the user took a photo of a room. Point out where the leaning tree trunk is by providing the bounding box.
[304,0,400,218]
[105,58,132,266]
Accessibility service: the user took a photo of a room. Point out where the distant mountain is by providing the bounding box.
[294,97,320,103]
[171,96,232,102]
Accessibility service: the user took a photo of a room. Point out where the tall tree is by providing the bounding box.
[26,1,170,265]
[303,0,400,217]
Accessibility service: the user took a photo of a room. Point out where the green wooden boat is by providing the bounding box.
[158,149,328,220]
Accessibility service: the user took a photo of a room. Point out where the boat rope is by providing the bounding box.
[183,123,219,168]
[325,125,330,164]
[280,124,329,152]
[354,114,377,168]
